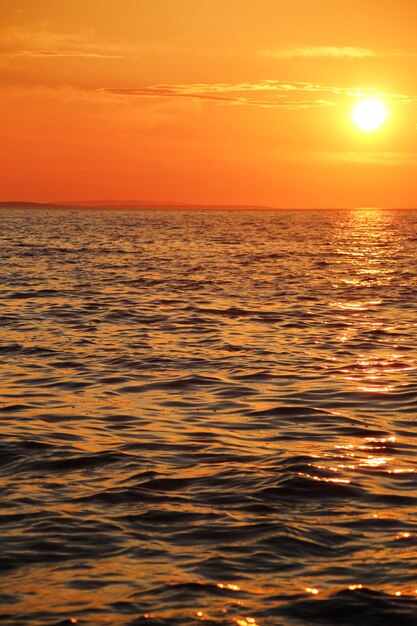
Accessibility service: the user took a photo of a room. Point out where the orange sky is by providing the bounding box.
[1,0,416,208]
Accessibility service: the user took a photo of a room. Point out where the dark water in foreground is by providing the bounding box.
[1,207,417,626]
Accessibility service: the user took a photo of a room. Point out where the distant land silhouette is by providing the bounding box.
[0,200,274,210]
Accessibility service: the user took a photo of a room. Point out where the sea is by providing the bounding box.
[1,207,417,626]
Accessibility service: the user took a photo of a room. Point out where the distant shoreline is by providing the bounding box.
[0,201,274,211]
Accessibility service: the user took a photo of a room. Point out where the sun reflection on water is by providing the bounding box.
[235,618,259,626]
[299,434,416,488]
[217,583,241,591]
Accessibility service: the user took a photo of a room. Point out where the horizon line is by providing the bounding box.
[1,200,417,211]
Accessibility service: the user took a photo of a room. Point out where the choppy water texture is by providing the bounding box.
[1,207,417,626]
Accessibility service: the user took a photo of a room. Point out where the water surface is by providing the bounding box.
[1,207,417,625]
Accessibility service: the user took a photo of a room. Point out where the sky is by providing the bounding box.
[1,0,417,208]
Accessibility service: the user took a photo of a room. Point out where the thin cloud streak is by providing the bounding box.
[103,84,337,109]
[260,46,417,59]
[0,24,131,59]
[2,50,124,59]
[101,80,417,109]
[262,46,376,58]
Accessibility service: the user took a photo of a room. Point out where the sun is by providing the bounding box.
[351,97,388,132]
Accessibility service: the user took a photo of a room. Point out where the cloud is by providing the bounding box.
[100,80,417,110]
[262,46,377,59]
[3,50,123,59]
[102,81,346,109]
[260,46,417,59]
[0,24,127,59]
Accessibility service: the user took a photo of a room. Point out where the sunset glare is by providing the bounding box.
[352,98,389,132]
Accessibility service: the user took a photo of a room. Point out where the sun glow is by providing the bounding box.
[351,98,388,132]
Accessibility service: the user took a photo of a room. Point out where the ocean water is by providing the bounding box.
[1,207,417,626]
